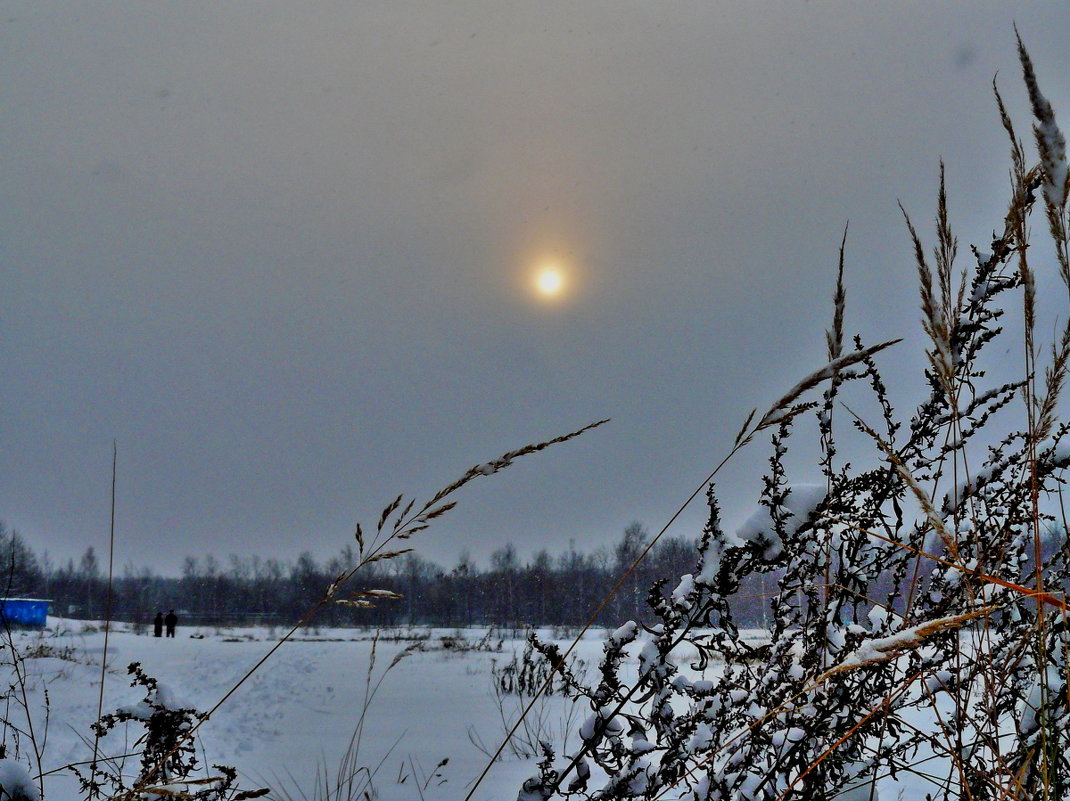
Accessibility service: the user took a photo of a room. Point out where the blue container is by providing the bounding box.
[0,598,51,629]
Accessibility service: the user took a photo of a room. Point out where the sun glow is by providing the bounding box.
[534,261,566,298]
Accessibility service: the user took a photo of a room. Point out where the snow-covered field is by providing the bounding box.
[9,618,973,800]
[8,618,751,800]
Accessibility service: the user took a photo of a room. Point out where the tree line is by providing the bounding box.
[0,520,775,629]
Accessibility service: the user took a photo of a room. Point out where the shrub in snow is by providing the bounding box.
[471,634,589,761]
[518,43,1070,801]
[495,635,586,699]
[77,662,265,800]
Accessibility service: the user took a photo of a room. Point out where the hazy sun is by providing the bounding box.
[534,263,565,298]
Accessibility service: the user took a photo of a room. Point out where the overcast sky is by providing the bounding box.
[4,2,1070,576]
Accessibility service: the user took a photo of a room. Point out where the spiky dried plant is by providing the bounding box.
[505,39,1070,801]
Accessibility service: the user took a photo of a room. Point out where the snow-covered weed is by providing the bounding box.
[438,627,503,653]
[500,40,1070,801]
[77,662,267,800]
[18,643,80,665]
[469,636,588,761]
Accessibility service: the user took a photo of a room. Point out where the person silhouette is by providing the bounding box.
[165,609,177,638]
[153,611,163,638]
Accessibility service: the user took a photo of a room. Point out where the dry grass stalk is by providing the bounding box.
[121,422,608,800]
[755,339,901,431]
[902,202,957,401]
[1016,31,1068,209]
[1036,320,1070,442]
[89,443,118,801]
[133,775,269,800]
[935,164,967,338]
[994,79,1027,180]
[421,419,610,512]
[816,608,996,683]
[825,224,848,363]
[1016,30,1070,311]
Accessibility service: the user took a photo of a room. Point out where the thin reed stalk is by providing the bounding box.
[89,442,117,799]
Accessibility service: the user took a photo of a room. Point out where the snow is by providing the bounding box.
[671,573,695,606]
[734,483,827,562]
[837,626,924,669]
[1018,665,1064,738]
[117,681,183,720]
[769,727,806,748]
[630,737,656,756]
[830,613,978,675]
[13,619,594,800]
[686,723,713,753]
[867,604,888,630]
[1038,113,1068,208]
[0,758,39,801]
[3,618,985,801]
[696,484,827,586]
[608,620,638,646]
[924,670,955,695]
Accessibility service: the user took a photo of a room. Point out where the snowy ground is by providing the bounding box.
[7,618,758,800]
[6,619,956,800]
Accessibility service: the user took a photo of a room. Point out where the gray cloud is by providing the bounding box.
[3,1,1069,573]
